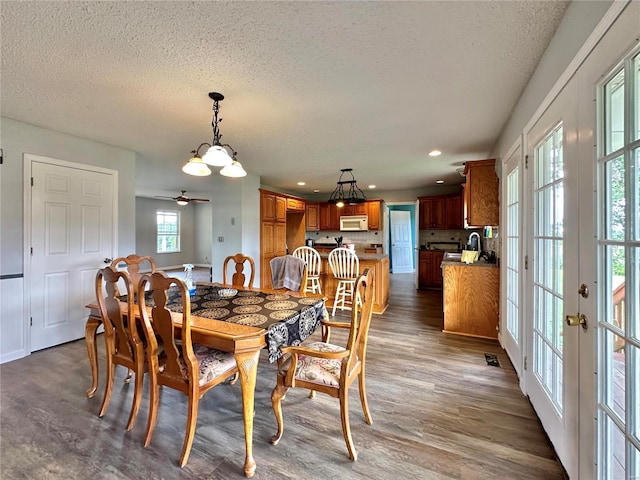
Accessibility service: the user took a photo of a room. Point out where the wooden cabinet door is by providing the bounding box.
[418,252,430,287]
[275,196,287,222]
[306,203,319,231]
[275,222,287,256]
[464,159,499,227]
[319,203,339,230]
[420,197,446,229]
[430,251,445,287]
[352,203,367,215]
[446,194,463,229]
[261,193,276,221]
[367,200,381,230]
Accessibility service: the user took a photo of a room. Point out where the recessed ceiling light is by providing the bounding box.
[429,150,442,157]
[436,180,445,184]
[313,189,320,193]
[297,181,306,186]
[368,185,376,189]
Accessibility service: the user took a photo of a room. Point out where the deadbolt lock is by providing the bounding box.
[566,313,588,330]
[578,284,589,298]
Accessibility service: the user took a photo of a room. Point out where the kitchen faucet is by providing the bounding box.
[468,232,481,252]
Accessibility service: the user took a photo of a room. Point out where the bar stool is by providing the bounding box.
[292,246,322,294]
[328,247,360,316]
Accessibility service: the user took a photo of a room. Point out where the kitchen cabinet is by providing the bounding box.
[418,192,463,230]
[367,200,382,230]
[342,203,367,216]
[418,250,445,289]
[442,263,499,339]
[418,196,445,229]
[260,189,305,289]
[319,202,340,230]
[287,197,305,212]
[463,159,499,227]
[306,203,320,231]
[445,193,463,229]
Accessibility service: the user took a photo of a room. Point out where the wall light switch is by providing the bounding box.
[231,217,235,225]
[218,236,224,242]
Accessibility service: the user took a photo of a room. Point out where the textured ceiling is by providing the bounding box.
[1,1,569,201]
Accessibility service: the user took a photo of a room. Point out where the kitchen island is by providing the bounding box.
[441,253,499,339]
[316,251,389,315]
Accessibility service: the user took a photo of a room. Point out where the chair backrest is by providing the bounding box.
[292,246,321,277]
[344,268,375,372]
[270,254,308,294]
[223,253,255,288]
[138,271,197,385]
[110,254,157,296]
[328,248,359,280]
[95,265,141,359]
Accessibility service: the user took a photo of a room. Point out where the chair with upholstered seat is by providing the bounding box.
[328,247,361,316]
[270,268,375,461]
[95,265,147,431]
[223,253,256,288]
[292,246,322,294]
[138,271,239,467]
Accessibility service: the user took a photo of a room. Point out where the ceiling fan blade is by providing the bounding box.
[190,198,210,202]
[155,196,176,200]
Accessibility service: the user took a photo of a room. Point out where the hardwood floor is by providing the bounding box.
[0,273,566,479]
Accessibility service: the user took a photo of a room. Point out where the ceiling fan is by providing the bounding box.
[156,190,210,206]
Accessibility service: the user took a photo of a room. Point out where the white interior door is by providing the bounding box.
[389,210,413,274]
[28,156,116,351]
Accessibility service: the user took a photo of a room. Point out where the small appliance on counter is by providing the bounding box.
[306,238,315,247]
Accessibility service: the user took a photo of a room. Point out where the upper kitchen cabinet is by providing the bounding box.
[419,196,445,229]
[261,192,286,223]
[319,202,340,230]
[286,197,305,212]
[341,203,367,216]
[445,193,464,229]
[367,200,382,230]
[463,159,499,227]
[306,203,320,231]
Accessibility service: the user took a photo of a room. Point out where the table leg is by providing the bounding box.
[85,315,102,398]
[234,349,261,478]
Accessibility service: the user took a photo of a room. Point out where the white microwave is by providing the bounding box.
[339,215,369,232]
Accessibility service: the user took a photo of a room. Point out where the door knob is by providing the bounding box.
[578,284,589,298]
[566,313,588,330]
[103,257,113,264]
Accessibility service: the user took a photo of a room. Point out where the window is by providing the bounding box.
[157,210,180,253]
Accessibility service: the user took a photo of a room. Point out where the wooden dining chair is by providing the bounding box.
[271,269,374,461]
[95,265,147,431]
[292,246,322,294]
[328,247,361,316]
[138,271,239,468]
[223,253,256,288]
[270,254,308,294]
[110,254,157,297]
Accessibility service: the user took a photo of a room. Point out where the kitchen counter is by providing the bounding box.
[440,252,499,268]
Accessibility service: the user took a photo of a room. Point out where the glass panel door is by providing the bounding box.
[597,49,640,480]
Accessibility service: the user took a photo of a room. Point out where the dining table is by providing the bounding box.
[84,281,326,478]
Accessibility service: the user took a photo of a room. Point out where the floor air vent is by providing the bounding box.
[484,353,500,367]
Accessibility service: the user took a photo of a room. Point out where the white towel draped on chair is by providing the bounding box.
[270,255,306,291]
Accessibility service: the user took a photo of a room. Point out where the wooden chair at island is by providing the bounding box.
[328,247,361,316]
[292,246,322,294]
[138,271,239,467]
[271,268,375,461]
[94,265,147,431]
[223,253,256,288]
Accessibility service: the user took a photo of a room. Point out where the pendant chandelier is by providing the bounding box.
[328,168,366,208]
[182,92,247,178]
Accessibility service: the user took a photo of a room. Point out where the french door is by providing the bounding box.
[525,74,591,479]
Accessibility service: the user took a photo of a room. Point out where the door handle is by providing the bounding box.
[103,257,113,264]
[566,313,587,330]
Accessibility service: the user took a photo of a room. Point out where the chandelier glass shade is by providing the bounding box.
[183,91,246,177]
[328,168,366,207]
